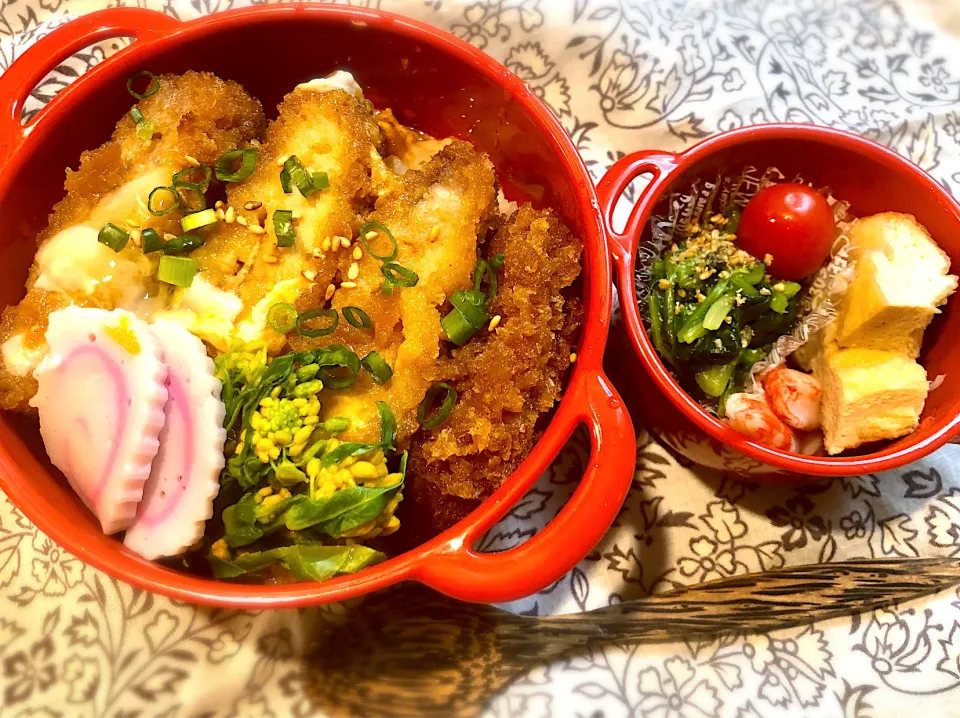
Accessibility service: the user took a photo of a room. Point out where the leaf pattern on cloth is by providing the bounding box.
[2,0,960,716]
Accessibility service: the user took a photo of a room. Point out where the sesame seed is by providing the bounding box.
[365,230,378,240]
[429,224,440,241]
[488,314,501,331]
[216,208,226,221]
[570,352,578,363]
[244,201,262,211]
[225,206,235,223]
[215,200,224,209]
[321,236,332,252]
[249,225,266,235]
[236,216,248,227]
[325,283,336,301]
[340,236,352,248]
[312,248,323,259]
[347,262,360,280]
[129,229,142,246]
[185,155,200,167]
[340,281,357,289]
[276,154,289,166]
[263,255,278,264]
[163,233,178,242]
[302,269,317,281]
[352,246,363,260]
[124,218,141,229]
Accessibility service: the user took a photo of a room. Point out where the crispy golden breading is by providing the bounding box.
[290,141,498,444]
[376,108,452,172]
[393,205,582,547]
[193,86,391,352]
[0,71,264,410]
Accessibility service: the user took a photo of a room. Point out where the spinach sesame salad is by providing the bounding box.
[646,211,802,414]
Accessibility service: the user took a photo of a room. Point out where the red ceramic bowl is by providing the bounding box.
[598,124,960,480]
[0,6,636,608]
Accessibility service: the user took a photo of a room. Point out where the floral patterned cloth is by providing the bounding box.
[3,0,960,716]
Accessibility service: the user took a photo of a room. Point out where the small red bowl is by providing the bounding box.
[0,6,636,607]
[598,124,960,480]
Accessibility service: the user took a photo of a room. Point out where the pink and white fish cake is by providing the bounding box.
[124,321,225,560]
[30,307,167,534]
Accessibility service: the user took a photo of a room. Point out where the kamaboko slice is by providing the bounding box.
[30,307,167,534]
[124,320,225,559]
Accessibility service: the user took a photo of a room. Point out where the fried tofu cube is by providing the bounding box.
[817,343,928,455]
[837,212,957,358]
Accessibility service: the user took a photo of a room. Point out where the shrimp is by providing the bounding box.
[724,393,799,452]
[761,365,823,431]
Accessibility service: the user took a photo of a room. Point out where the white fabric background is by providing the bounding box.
[2,1,960,716]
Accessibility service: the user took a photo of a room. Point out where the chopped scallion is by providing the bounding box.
[157,255,198,288]
[312,172,330,191]
[376,400,396,449]
[97,223,129,253]
[129,107,144,125]
[147,186,180,216]
[135,120,157,141]
[266,303,298,334]
[342,306,372,330]
[141,228,164,254]
[296,308,339,338]
[314,344,361,390]
[126,70,160,100]
[441,306,476,346]
[173,165,212,194]
[162,235,204,255]
[380,262,418,290]
[215,148,258,183]
[273,209,296,248]
[323,417,350,434]
[360,351,393,385]
[417,382,457,429]
[280,155,324,197]
[358,221,398,262]
[181,208,218,232]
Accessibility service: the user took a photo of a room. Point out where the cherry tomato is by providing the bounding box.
[736,183,836,281]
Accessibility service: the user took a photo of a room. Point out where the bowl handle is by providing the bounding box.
[411,368,635,604]
[596,150,679,272]
[0,8,181,165]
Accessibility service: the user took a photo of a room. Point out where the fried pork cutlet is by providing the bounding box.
[0,71,264,410]
[289,141,498,445]
[193,83,391,353]
[392,205,583,547]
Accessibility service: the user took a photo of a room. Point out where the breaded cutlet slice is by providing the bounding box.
[193,83,393,352]
[0,71,265,411]
[293,140,499,446]
[392,205,582,547]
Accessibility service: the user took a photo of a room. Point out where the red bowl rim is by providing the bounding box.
[613,122,960,476]
[0,4,627,607]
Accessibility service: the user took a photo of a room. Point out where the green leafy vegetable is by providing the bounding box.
[210,544,386,581]
[283,481,403,535]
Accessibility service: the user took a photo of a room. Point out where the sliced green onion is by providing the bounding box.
[129,107,145,124]
[358,222,398,262]
[360,351,393,385]
[376,400,396,449]
[267,303,298,334]
[162,235,204,255]
[381,262,419,289]
[141,228,164,254]
[135,120,157,141]
[296,308,339,338]
[97,223,129,253]
[342,306,372,329]
[441,307,475,346]
[273,209,296,248]
[489,253,506,269]
[280,155,324,197]
[173,165,212,194]
[381,276,395,296]
[181,208,218,232]
[314,344,361,390]
[215,148,258,183]
[311,172,330,191]
[450,289,488,328]
[147,186,180,216]
[323,417,350,434]
[157,255,198,288]
[126,70,160,100]
[417,382,457,429]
